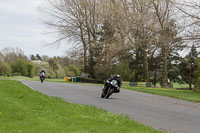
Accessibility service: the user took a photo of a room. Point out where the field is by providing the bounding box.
[0,80,163,133]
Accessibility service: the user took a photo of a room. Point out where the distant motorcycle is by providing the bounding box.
[40,72,45,83]
[101,80,119,99]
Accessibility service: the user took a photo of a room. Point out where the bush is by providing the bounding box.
[11,59,28,76]
[115,60,133,81]
[10,59,36,78]
[68,65,81,76]
[26,62,36,78]
[64,65,80,77]
[55,68,65,78]
[0,61,12,76]
[66,71,75,77]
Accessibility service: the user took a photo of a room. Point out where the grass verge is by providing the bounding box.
[123,86,200,102]
[0,80,163,133]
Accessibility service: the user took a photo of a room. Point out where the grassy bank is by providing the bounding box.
[0,80,163,133]
[123,86,200,102]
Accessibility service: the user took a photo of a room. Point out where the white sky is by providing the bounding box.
[0,0,70,57]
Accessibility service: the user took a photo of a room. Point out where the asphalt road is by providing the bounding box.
[21,80,200,133]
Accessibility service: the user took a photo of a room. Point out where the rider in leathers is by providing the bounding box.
[104,75,122,93]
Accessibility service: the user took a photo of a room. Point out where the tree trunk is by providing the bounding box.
[162,46,168,88]
[83,44,87,72]
[80,23,88,73]
[189,63,192,90]
[143,50,149,82]
[154,62,157,87]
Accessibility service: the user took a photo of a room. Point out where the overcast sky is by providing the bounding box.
[0,0,70,57]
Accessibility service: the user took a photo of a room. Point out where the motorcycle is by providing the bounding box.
[40,72,45,83]
[101,80,119,99]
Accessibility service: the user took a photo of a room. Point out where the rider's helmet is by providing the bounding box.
[115,74,120,78]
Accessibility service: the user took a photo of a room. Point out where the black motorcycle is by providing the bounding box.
[101,80,119,99]
[40,72,45,83]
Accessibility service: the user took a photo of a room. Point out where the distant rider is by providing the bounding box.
[104,75,122,93]
[40,69,46,78]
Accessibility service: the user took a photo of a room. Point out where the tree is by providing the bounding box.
[194,59,200,90]
[36,54,42,60]
[115,60,132,81]
[48,58,59,71]
[41,0,89,72]
[1,47,27,64]
[0,52,4,61]
[170,0,200,41]
[179,45,199,89]
[67,65,81,76]
[150,0,183,87]
[149,54,162,87]
[30,55,36,60]
[125,0,156,82]
[42,55,50,61]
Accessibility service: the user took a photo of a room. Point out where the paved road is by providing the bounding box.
[21,80,200,133]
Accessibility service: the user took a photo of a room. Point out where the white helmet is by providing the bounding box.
[116,75,120,78]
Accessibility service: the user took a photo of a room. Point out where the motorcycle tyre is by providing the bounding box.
[105,88,113,99]
[101,91,105,98]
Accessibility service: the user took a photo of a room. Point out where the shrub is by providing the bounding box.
[0,61,12,76]
[11,59,28,76]
[66,71,75,77]
[68,65,80,76]
[115,60,133,81]
[26,62,36,78]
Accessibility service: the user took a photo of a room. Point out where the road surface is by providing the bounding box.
[21,80,200,133]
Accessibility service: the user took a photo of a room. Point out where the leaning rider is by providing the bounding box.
[104,74,122,93]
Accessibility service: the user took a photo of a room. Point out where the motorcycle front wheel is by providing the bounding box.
[101,87,105,98]
[105,88,113,99]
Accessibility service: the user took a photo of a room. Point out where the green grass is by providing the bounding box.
[123,86,200,102]
[0,76,63,82]
[0,80,163,133]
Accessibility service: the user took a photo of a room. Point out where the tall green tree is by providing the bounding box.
[194,59,200,90]
[179,45,199,89]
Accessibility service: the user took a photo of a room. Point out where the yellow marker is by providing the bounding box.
[0,112,2,115]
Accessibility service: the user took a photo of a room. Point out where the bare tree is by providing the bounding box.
[150,0,182,87]
[115,0,158,82]
[42,0,90,72]
[170,0,200,41]
[1,47,27,64]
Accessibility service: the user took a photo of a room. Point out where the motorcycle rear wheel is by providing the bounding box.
[101,92,105,98]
